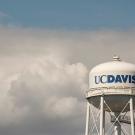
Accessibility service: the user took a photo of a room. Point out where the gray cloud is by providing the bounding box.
[0,11,9,18]
[0,27,134,135]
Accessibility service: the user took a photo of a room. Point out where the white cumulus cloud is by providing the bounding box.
[0,27,133,135]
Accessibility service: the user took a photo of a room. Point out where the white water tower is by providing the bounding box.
[85,56,135,135]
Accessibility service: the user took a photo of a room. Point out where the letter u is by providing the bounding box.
[95,76,100,84]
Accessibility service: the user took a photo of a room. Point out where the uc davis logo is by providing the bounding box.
[95,75,135,84]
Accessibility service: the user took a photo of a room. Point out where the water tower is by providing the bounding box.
[85,56,135,135]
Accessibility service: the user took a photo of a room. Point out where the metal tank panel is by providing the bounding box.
[89,57,135,89]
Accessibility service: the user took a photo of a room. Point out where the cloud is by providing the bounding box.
[0,11,9,18]
[0,51,88,135]
[0,27,134,135]
[0,11,18,27]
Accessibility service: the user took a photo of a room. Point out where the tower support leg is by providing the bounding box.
[130,97,135,135]
[85,102,90,135]
[103,110,105,135]
[100,96,104,135]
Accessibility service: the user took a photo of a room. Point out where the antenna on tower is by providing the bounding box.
[113,55,121,61]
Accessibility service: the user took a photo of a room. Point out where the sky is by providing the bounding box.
[0,0,135,29]
[0,1,134,135]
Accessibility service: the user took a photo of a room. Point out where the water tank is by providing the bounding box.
[86,56,135,112]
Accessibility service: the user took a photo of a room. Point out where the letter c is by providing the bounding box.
[100,75,107,83]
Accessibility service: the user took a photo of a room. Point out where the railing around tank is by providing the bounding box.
[86,87,135,97]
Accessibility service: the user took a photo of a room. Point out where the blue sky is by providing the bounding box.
[0,0,135,30]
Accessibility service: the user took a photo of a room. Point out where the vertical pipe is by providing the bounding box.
[100,96,104,135]
[85,102,90,135]
[130,97,135,135]
[103,110,105,135]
